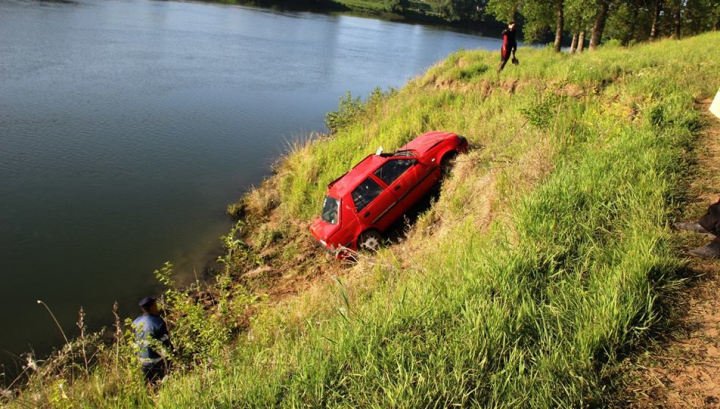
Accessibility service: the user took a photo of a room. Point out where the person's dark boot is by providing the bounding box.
[674,221,710,233]
[689,238,720,259]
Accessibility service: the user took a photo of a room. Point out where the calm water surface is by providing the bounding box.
[0,0,500,372]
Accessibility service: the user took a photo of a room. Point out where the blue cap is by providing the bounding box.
[139,296,157,310]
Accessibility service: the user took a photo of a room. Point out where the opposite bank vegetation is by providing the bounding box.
[5,32,720,407]
[210,0,720,53]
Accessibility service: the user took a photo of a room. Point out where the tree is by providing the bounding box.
[554,0,564,51]
[603,0,647,45]
[519,1,555,42]
[438,0,485,22]
[616,0,641,45]
[669,0,685,39]
[578,30,587,51]
[565,0,594,52]
[485,0,713,52]
[486,0,521,23]
[686,0,720,33]
[589,0,611,50]
[488,0,565,51]
[650,0,663,40]
[386,0,409,14]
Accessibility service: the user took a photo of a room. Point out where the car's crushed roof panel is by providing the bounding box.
[328,154,386,197]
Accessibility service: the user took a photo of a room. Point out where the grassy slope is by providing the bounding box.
[11,33,720,407]
[156,34,719,407]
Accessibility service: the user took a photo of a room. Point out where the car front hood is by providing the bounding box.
[310,217,341,249]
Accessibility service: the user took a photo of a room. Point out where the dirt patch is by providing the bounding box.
[622,99,720,408]
[558,83,586,98]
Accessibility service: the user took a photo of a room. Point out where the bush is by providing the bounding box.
[324,87,395,133]
[325,91,364,133]
[386,0,408,13]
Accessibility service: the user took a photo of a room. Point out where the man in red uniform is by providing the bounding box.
[498,22,518,73]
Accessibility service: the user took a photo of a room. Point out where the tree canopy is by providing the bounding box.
[442,0,718,50]
[492,0,718,50]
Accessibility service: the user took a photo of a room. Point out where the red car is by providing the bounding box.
[310,131,468,256]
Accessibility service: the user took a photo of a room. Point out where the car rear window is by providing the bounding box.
[352,177,384,211]
[321,196,340,224]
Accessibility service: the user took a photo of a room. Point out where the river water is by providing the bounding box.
[0,0,499,374]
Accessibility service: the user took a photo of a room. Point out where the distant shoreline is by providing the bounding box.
[191,0,509,39]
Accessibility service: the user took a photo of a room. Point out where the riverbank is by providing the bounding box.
[6,33,720,407]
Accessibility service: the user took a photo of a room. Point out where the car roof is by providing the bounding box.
[325,132,458,199]
[328,154,386,198]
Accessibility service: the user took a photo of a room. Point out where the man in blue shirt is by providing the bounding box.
[133,296,172,386]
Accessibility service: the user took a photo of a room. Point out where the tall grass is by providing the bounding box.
[7,33,720,407]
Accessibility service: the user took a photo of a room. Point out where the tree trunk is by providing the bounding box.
[589,0,610,51]
[623,2,639,45]
[578,30,586,52]
[650,0,663,41]
[554,0,564,52]
[672,0,685,39]
[570,32,579,53]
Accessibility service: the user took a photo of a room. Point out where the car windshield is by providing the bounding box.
[321,196,340,224]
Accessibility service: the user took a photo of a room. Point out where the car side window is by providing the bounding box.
[373,159,416,186]
[352,177,384,211]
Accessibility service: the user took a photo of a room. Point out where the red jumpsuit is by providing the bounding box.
[498,28,517,72]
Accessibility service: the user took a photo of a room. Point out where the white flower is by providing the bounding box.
[25,355,37,372]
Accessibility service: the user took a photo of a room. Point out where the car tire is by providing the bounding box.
[358,230,383,252]
[440,151,458,178]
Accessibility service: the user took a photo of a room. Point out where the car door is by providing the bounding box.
[385,157,438,213]
[369,157,425,228]
[350,173,398,233]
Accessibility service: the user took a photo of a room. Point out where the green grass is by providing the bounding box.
[7,33,720,408]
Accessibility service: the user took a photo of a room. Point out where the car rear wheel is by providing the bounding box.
[440,151,458,178]
[358,230,383,252]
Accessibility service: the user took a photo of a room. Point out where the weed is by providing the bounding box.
[520,93,565,129]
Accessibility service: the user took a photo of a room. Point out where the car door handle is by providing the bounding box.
[394,185,401,191]
[364,211,371,218]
